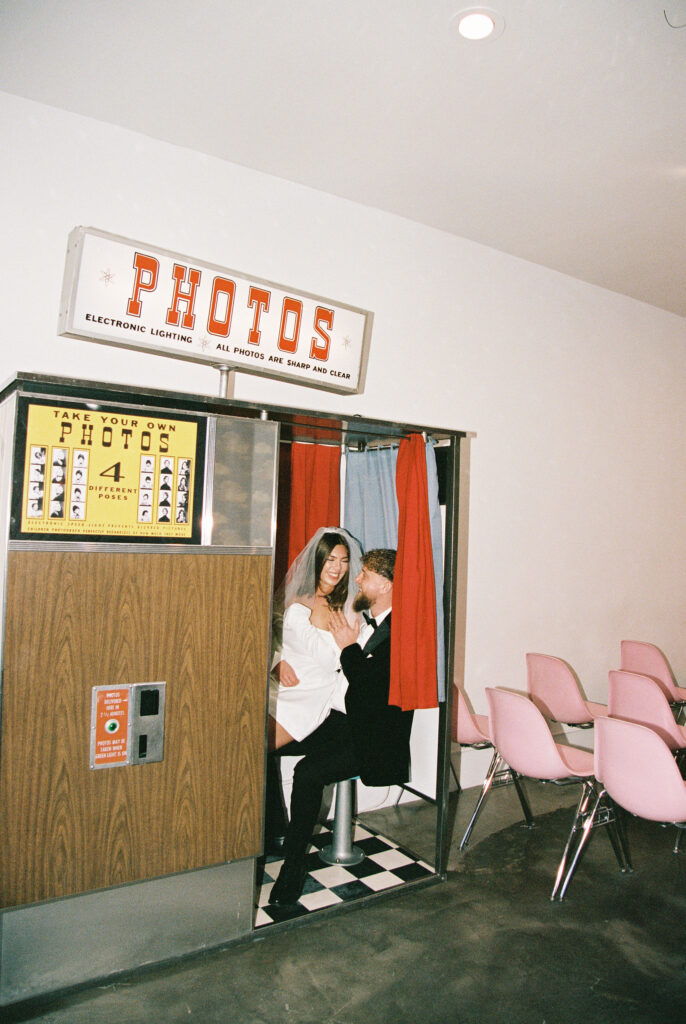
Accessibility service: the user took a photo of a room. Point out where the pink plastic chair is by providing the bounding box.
[486,687,631,900]
[620,641,686,719]
[608,670,686,764]
[595,716,686,853]
[526,653,607,727]
[451,685,533,850]
[452,684,491,748]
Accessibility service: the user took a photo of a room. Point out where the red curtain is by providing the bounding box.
[284,443,341,569]
[389,433,438,710]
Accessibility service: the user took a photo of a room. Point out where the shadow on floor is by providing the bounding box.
[5,782,686,1024]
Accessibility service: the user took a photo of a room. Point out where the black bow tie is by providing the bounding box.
[363,613,377,629]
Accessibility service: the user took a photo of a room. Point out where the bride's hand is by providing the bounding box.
[275,660,300,687]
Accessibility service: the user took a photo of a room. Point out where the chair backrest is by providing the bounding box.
[452,685,489,745]
[620,640,678,702]
[525,652,590,723]
[486,687,570,780]
[594,716,686,823]
[608,670,684,749]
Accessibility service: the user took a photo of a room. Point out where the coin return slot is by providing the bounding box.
[128,682,166,766]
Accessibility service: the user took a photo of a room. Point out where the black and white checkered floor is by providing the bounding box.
[255,821,435,926]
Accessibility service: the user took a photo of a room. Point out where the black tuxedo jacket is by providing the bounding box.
[340,613,414,787]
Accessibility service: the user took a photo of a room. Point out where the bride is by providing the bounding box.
[268,526,363,750]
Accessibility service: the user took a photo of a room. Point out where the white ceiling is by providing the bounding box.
[2,0,686,317]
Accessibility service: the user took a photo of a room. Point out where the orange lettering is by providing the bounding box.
[247,287,270,346]
[310,306,334,361]
[166,264,201,329]
[278,297,302,354]
[126,252,159,317]
[207,276,236,337]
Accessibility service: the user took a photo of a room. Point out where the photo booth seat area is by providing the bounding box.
[269,429,461,854]
[0,373,467,1007]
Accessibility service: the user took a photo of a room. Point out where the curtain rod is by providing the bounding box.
[278,430,437,450]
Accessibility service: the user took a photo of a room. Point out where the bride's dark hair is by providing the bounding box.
[314,531,351,611]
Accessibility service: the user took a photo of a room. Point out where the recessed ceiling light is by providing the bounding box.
[452,7,505,42]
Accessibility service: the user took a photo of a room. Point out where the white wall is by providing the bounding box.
[3,92,686,791]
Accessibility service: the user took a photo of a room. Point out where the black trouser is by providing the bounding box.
[267,711,360,866]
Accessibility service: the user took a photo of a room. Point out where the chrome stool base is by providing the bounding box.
[319,777,364,866]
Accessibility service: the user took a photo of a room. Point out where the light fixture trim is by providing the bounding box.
[452,7,505,42]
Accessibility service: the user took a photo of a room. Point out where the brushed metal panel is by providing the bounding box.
[0,392,17,695]
[211,417,278,548]
[0,858,255,1006]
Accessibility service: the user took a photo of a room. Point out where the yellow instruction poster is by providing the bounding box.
[18,401,203,541]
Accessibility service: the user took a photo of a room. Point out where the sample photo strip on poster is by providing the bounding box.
[49,447,68,518]
[26,446,46,517]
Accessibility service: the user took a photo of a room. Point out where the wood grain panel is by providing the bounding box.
[0,551,272,908]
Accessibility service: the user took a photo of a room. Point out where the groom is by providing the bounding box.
[269,548,414,907]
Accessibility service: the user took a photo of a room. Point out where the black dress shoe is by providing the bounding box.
[264,834,286,856]
[268,860,307,906]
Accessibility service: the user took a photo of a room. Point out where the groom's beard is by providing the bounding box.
[353,591,371,612]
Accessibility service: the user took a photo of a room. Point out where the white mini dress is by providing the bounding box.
[269,602,348,742]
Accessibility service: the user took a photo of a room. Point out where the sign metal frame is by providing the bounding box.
[58,226,373,395]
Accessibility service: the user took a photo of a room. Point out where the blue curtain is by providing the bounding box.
[343,447,398,550]
[343,442,445,702]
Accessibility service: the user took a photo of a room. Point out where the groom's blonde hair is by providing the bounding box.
[363,549,395,582]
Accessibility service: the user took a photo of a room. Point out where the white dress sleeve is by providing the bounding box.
[269,603,346,741]
[281,603,341,672]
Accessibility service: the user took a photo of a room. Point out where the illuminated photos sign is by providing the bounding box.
[58,227,373,394]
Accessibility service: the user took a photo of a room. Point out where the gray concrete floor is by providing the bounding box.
[4,780,685,1024]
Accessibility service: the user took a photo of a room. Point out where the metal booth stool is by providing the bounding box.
[319,777,364,866]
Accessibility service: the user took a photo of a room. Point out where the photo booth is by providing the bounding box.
[0,372,468,1006]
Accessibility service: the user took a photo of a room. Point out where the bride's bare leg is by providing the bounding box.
[268,715,296,751]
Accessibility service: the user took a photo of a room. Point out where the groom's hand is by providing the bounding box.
[329,609,360,650]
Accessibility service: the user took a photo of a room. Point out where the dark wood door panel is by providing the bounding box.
[0,551,271,908]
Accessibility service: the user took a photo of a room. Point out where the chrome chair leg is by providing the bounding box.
[459,750,501,850]
[551,780,596,900]
[553,784,632,901]
[512,774,535,828]
[672,700,686,726]
[604,800,632,874]
[450,757,462,792]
